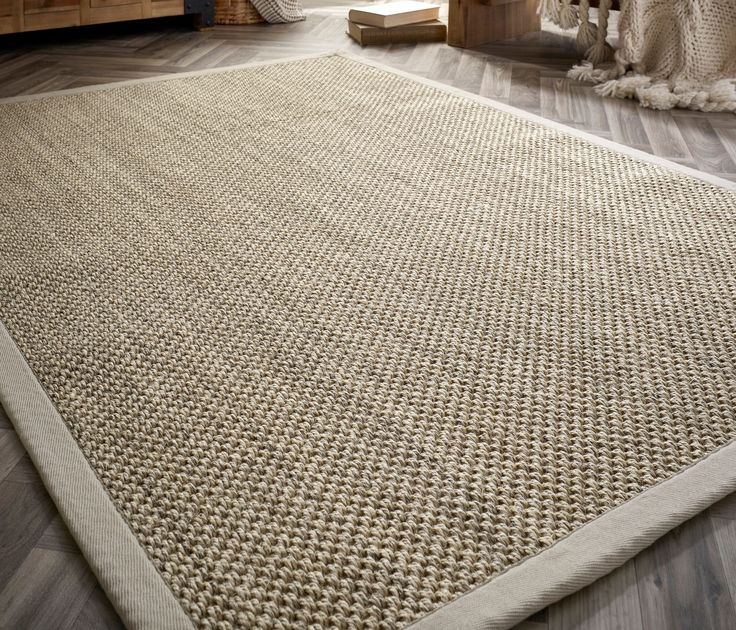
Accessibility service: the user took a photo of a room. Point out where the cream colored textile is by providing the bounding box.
[542,0,736,112]
[251,0,304,23]
[1,56,736,629]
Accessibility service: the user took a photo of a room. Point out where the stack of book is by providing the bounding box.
[347,1,445,46]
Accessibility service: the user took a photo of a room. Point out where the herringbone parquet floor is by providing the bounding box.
[1,5,736,629]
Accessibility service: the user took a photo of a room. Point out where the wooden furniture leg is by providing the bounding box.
[448,0,541,48]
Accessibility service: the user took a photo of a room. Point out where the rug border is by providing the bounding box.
[2,51,736,630]
[0,322,195,630]
[337,52,736,192]
[408,439,736,630]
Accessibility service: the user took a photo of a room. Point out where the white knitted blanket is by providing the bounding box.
[251,0,304,23]
[540,0,736,112]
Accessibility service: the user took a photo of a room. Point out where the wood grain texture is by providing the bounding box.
[1,0,181,34]
[73,585,127,629]
[548,561,645,630]
[0,429,25,483]
[0,6,735,629]
[37,515,84,554]
[24,0,79,14]
[0,481,57,592]
[0,407,11,429]
[0,548,97,630]
[635,517,736,630]
[448,0,539,48]
[22,7,80,30]
[711,493,736,521]
[4,454,44,484]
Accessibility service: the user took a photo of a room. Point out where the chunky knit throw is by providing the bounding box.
[251,0,304,23]
[541,0,736,112]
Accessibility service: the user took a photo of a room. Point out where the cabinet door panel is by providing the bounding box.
[23,8,79,28]
[151,0,180,16]
[88,2,141,22]
[25,0,79,12]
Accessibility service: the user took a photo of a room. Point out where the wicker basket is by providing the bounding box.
[215,0,265,24]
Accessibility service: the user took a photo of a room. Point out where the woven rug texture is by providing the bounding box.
[1,55,735,629]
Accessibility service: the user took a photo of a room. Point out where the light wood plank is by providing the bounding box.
[548,560,643,630]
[509,64,540,112]
[73,584,126,629]
[0,406,11,429]
[0,548,96,630]
[0,480,57,591]
[478,59,512,100]
[635,516,736,630]
[711,493,736,521]
[711,516,736,618]
[569,82,609,134]
[637,107,693,162]
[675,117,736,175]
[0,429,25,483]
[602,96,650,151]
[22,7,79,30]
[452,50,488,93]
[37,515,80,554]
[714,126,736,167]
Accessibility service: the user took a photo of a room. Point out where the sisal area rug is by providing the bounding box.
[1,53,736,630]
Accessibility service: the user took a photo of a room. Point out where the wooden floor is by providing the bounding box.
[1,5,736,629]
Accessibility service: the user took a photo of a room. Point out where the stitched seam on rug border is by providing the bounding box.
[406,435,736,629]
[0,321,195,630]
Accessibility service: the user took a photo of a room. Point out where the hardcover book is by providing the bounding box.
[348,1,440,28]
[347,19,447,46]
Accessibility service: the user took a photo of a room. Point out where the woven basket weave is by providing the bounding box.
[215,0,265,24]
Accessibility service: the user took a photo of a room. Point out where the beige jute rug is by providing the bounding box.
[1,53,736,630]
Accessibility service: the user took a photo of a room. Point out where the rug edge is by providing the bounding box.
[1,50,733,193]
[408,438,736,630]
[360,52,736,627]
[335,52,736,193]
[2,51,736,630]
[0,322,195,630]
[358,51,736,625]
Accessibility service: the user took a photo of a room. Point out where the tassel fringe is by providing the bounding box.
[560,0,736,113]
[585,40,615,66]
[557,1,579,30]
[538,0,560,23]
[576,20,598,52]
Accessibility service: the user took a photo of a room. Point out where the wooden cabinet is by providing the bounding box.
[448,0,540,48]
[0,0,212,34]
[24,0,81,31]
